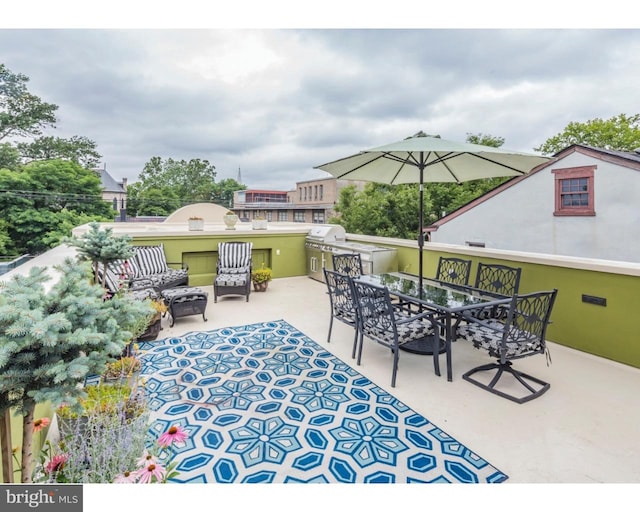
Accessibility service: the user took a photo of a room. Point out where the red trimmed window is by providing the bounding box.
[552,166,596,216]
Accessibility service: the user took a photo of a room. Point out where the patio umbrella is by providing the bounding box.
[315,131,552,295]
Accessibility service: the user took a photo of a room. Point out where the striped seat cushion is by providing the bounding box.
[218,242,253,269]
[98,266,125,293]
[134,245,169,276]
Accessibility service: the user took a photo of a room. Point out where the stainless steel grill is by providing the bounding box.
[305,225,398,283]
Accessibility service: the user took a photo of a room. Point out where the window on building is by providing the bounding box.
[266,211,273,221]
[314,185,318,200]
[278,211,288,221]
[294,211,306,222]
[552,166,596,216]
[299,188,302,201]
[312,211,325,223]
[319,185,323,200]
[304,188,307,201]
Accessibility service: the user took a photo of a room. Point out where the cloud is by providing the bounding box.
[1,28,639,190]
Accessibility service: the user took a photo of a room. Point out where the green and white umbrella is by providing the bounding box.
[315,131,552,292]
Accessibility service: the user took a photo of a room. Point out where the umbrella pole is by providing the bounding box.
[418,163,424,301]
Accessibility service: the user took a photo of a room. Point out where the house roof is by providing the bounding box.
[98,169,126,193]
[425,144,640,232]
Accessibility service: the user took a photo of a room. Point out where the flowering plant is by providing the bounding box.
[114,424,189,483]
[251,262,272,284]
[150,298,168,315]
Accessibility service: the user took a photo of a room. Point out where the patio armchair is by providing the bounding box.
[214,241,253,302]
[332,253,364,277]
[324,268,359,358]
[435,256,472,286]
[456,289,558,403]
[351,278,441,387]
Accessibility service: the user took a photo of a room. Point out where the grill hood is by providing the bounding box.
[306,224,346,243]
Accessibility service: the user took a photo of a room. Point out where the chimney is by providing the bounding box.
[121,177,128,190]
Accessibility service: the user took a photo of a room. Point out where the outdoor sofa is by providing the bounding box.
[101,244,189,295]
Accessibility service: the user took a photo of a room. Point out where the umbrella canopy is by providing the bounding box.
[315,132,552,185]
[315,132,553,294]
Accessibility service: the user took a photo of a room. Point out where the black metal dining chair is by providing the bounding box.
[457,289,558,403]
[475,263,522,297]
[435,256,472,286]
[323,268,359,358]
[351,279,441,387]
[472,263,522,319]
[332,253,363,277]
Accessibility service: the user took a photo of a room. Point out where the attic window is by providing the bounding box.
[552,166,596,216]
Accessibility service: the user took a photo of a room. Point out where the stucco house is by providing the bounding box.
[427,144,640,263]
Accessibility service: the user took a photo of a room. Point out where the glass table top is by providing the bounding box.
[357,272,504,311]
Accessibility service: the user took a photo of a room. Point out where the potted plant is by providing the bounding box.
[252,214,268,230]
[223,211,239,230]
[188,216,204,231]
[251,263,272,291]
[137,298,167,342]
[103,355,142,387]
[56,383,146,437]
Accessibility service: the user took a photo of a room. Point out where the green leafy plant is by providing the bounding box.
[40,386,149,483]
[0,258,155,482]
[103,356,141,380]
[56,384,137,419]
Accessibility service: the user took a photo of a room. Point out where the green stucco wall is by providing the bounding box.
[132,232,308,287]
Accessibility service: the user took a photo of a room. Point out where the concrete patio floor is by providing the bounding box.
[151,276,640,485]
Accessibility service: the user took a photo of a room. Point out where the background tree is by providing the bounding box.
[212,178,246,208]
[0,259,154,482]
[16,135,101,169]
[137,156,217,205]
[534,113,640,155]
[125,182,182,217]
[1,63,107,256]
[331,132,510,237]
[331,183,421,239]
[0,142,20,169]
[0,160,113,255]
[129,160,245,217]
[0,63,57,142]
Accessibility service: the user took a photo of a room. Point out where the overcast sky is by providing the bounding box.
[2,8,639,191]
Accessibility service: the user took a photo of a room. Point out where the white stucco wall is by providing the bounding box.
[430,151,640,263]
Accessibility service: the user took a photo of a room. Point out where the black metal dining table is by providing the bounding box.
[356,272,510,382]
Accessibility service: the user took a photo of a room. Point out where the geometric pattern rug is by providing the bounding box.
[137,320,508,483]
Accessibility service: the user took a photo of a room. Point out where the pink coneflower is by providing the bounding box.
[135,462,166,484]
[33,417,50,433]
[114,470,138,483]
[157,425,188,447]
[45,454,68,474]
[136,451,157,468]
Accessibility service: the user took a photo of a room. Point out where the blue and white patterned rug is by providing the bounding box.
[137,320,508,484]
